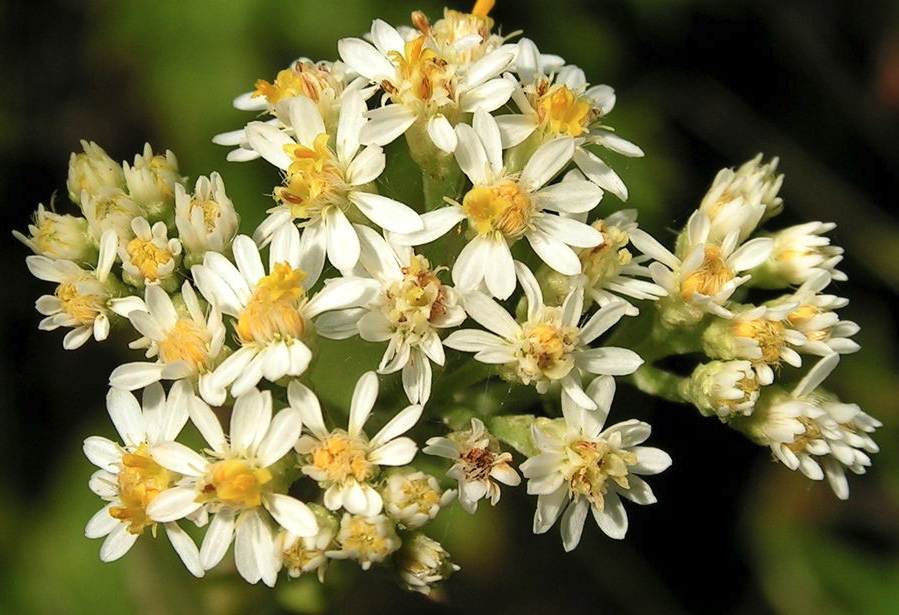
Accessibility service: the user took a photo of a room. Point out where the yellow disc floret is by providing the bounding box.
[201,459,273,509]
[681,245,733,301]
[276,134,346,220]
[732,318,787,364]
[158,318,211,371]
[236,262,307,346]
[109,443,173,535]
[253,60,340,105]
[388,36,454,106]
[126,237,173,283]
[309,430,376,485]
[536,83,594,138]
[516,316,579,384]
[567,439,636,511]
[56,278,108,326]
[462,180,533,239]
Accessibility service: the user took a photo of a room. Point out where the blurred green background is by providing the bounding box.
[3,1,899,614]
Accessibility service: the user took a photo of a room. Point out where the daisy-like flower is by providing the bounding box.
[26,229,120,349]
[316,226,465,405]
[79,186,143,244]
[546,208,666,315]
[520,376,671,550]
[496,38,643,201]
[118,216,183,291]
[423,417,520,513]
[749,221,846,288]
[66,140,126,204]
[122,143,184,217]
[174,172,240,267]
[191,224,375,405]
[444,262,642,409]
[679,360,760,421]
[381,469,455,530]
[735,354,880,499]
[213,58,353,163]
[108,281,227,399]
[703,303,806,386]
[698,154,784,245]
[277,505,338,582]
[291,372,423,516]
[82,382,203,576]
[13,201,95,263]
[338,13,516,151]
[146,388,318,586]
[326,513,401,570]
[392,110,603,299]
[778,271,859,356]
[630,211,773,325]
[245,89,423,273]
[416,0,508,65]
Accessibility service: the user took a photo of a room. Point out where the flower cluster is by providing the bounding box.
[16,0,877,598]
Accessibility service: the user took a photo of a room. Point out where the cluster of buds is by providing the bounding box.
[15,0,877,598]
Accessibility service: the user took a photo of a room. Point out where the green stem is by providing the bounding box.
[629,364,687,404]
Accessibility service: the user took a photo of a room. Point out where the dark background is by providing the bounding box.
[2,1,898,614]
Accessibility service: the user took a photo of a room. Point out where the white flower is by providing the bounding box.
[391,110,603,299]
[750,221,846,287]
[245,90,423,273]
[395,533,460,595]
[630,211,773,323]
[496,38,643,201]
[82,382,203,576]
[108,281,227,399]
[174,172,240,266]
[118,216,182,291]
[680,360,760,421]
[777,271,859,356]
[316,226,465,405]
[66,140,126,204]
[79,186,143,244]
[191,224,376,405]
[122,143,183,214]
[213,58,351,162]
[382,469,455,529]
[737,354,880,499]
[326,513,400,570]
[277,505,338,582]
[13,202,94,262]
[698,154,783,244]
[703,303,806,386]
[26,229,119,349]
[146,388,317,586]
[338,18,516,150]
[520,376,671,549]
[444,262,642,410]
[423,417,520,513]
[292,372,423,516]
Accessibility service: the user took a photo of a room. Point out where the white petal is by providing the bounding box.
[324,208,360,271]
[345,145,386,186]
[146,486,203,523]
[527,230,581,275]
[99,523,139,562]
[106,388,145,447]
[200,510,236,571]
[631,446,672,475]
[348,191,423,233]
[371,404,423,448]
[389,206,465,246]
[245,122,293,170]
[368,437,418,466]
[536,215,603,248]
[288,381,328,439]
[264,493,318,537]
[348,371,379,436]
[484,238,517,299]
[189,395,227,453]
[536,179,604,213]
[459,77,515,112]
[85,504,118,539]
[165,523,204,578]
[256,408,304,467]
[473,109,503,175]
[454,123,490,185]
[234,510,277,586]
[560,498,588,551]
[151,441,207,476]
[108,362,165,391]
[494,114,537,148]
[592,489,628,539]
[337,89,365,162]
[573,147,628,201]
[230,389,272,455]
[359,105,417,146]
[576,347,644,376]
[338,37,396,82]
[520,138,575,191]
[427,114,458,153]
[83,436,120,472]
[462,290,520,339]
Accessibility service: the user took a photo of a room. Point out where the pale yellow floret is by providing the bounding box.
[566,439,636,512]
[383,255,448,340]
[535,82,595,138]
[276,134,346,220]
[201,459,273,509]
[109,443,172,535]
[253,60,339,105]
[310,430,375,484]
[680,245,733,301]
[516,316,579,383]
[732,318,786,364]
[462,181,533,239]
[235,262,307,345]
[581,221,632,287]
[387,36,454,104]
[126,237,173,283]
[55,279,107,325]
[158,318,211,370]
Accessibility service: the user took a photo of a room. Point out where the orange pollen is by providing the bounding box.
[311,431,375,484]
[126,237,172,282]
[252,61,334,104]
[277,134,345,219]
[537,84,594,137]
[471,0,495,17]
[389,35,453,103]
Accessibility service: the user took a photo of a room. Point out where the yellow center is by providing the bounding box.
[56,279,106,325]
[109,443,172,535]
[732,319,786,364]
[189,197,223,233]
[338,516,397,563]
[276,134,345,220]
[158,318,211,370]
[517,319,579,382]
[786,416,823,454]
[462,181,533,239]
[388,36,454,103]
[201,459,273,509]
[253,61,337,105]
[567,439,636,511]
[400,476,442,512]
[581,222,632,287]
[680,245,733,300]
[536,84,594,138]
[126,237,172,283]
[310,431,375,484]
[235,262,307,345]
[384,256,448,339]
